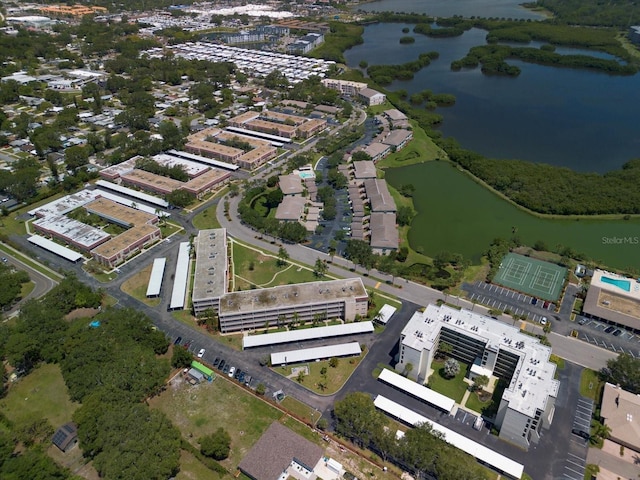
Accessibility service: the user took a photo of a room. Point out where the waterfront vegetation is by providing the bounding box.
[309,21,364,63]
[367,51,438,85]
[534,0,640,27]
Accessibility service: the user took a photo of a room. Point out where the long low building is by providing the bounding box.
[374,395,524,480]
[91,224,160,268]
[222,278,369,335]
[191,229,228,315]
[33,216,110,252]
[270,342,361,366]
[242,321,374,349]
[170,242,191,310]
[28,235,84,262]
[378,368,455,414]
[146,257,167,298]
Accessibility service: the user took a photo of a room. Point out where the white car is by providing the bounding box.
[540,317,548,326]
[197,348,205,358]
[228,366,236,378]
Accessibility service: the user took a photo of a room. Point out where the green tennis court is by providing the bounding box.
[493,253,566,301]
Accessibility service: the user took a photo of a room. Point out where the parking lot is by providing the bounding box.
[562,397,592,480]
[462,281,556,323]
[576,318,640,356]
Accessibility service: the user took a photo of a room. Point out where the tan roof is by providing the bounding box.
[583,287,640,330]
[383,129,412,147]
[183,168,230,193]
[362,142,390,159]
[364,179,396,213]
[275,196,306,221]
[279,174,304,195]
[369,212,398,250]
[353,160,377,179]
[85,197,156,226]
[246,119,297,135]
[228,110,260,125]
[297,118,327,133]
[91,224,159,259]
[601,382,640,449]
[384,109,407,121]
[261,110,306,126]
[121,169,183,194]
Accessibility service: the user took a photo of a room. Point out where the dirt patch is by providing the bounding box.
[64,308,100,321]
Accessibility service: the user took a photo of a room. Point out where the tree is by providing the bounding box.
[400,184,415,197]
[64,145,90,171]
[200,428,231,460]
[403,362,414,377]
[591,422,611,444]
[329,357,339,368]
[171,346,193,368]
[396,205,415,226]
[443,358,460,378]
[256,383,266,395]
[166,190,195,208]
[264,70,289,89]
[313,258,328,278]
[333,392,384,448]
[277,247,289,266]
[158,120,185,150]
[472,375,489,392]
[600,353,640,394]
[296,370,305,383]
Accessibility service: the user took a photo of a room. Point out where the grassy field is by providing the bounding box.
[279,396,322,428]
[464,389,492,414]
[120,264,161,307]
[377,120,444,169]
[385,160,640,269]
[176,450,220,480]
[232,242,324,290]
[1,363,79,428]
[427,359,469,403]
[20,280,35,298]
[273,352,365,395]
[149,375,283,472]
[579,368,603,402]
[160,221,183,238]
[192,204,222,230]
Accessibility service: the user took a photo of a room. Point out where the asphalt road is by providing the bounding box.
[1,242,60,318]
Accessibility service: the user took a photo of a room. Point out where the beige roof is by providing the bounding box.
[85,197,156,226]
[91,224,159,259]
[275,196,306,221]
[359,87,384,99]
[383,129,412,147]
[369,212,398,250]
[601,382,640,449]
[278,174,304,195]
[228,110,260,125]
[297,118,327,134]
[364,179,396,213]
[362,142,390,159]
[384,109,407,121]
[122,169,183,193]
[353,160,377,179]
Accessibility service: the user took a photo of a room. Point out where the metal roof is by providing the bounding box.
[170,242,190,309]
[95,180,169,208]
[271,342,361,365]
[374,395,524,480]
[378,368,455,413]
[243,321,374,349]
[167,149,239,171]
[28,235,83,261]
[375,304,397,324]
[146,257,166,297]
[226,126,292,143]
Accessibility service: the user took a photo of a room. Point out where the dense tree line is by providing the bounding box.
[0,276,183,479]
[0,264,30,310]
[441,139,640,214]
[309,22,364,63]
[600,353,640,394]
[535,0,640,27]
[367,52,438,85]
[334,393,490,479]
[414,23,466,38]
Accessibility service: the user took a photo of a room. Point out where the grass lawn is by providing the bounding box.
[549,354,565,379]
[149,375,283,472]
[377,120,444,169]
[367,292,402,321]
[427,359,469,403]
[160,221,183,238]
[1,363,79,428]
[464,389,492,414]
[280,396,322,427]
[120,264,161,307]
[176,449,221,480]
[232,242,323,290]
[273,352,365,395]
[580,368,603,402]
[20,280,35,298]
[192,203,222,230]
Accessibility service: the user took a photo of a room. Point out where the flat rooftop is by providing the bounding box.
[30,189,100,217]
[584,269,640,329]
[33,215,109,249]
[402,304,559,419]
[122,169,184,193]
[85,197,156,226]
[91,224,159,259]
[192,229,228,302]
[152,153,210,178]
[184,167,230,191]
[221,278,367,315]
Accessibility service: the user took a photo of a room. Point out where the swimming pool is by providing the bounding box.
[298,171,315,180]
[601,276,631,292]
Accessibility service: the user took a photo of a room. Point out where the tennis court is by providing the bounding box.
[493,253,566,301]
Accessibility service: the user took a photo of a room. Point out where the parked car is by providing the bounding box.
[612,329,623,336]
[197,348,205,358]
[540,317,548,326]
[218,359,226,371]
[174,336,182,345]
[244,375,252,386]
[228,366,236,378]
[531,298,538,305]
[222,364,230,375]
[604,326,616,334]
[213,357,220,367]
[238,372,245,384]
[572,429,590,440]
[578,317,588,325]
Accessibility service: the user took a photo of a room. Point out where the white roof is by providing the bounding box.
[167,149,239,171]
[95,180,169,208]
[28,235,83,261]
[374,395,524,480]
[225,126,292,143]
[94,189,169,217]
[29,189,100,217]
[376,304,397,324]
[146,257,166,297]
[243,321,374,349]
[170,242,191,309]
[378,368,455,413]
[271,342,361,365]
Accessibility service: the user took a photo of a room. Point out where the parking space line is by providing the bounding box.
[567,453,584,461]
[566,460,584,470]
[564,466,584,476]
